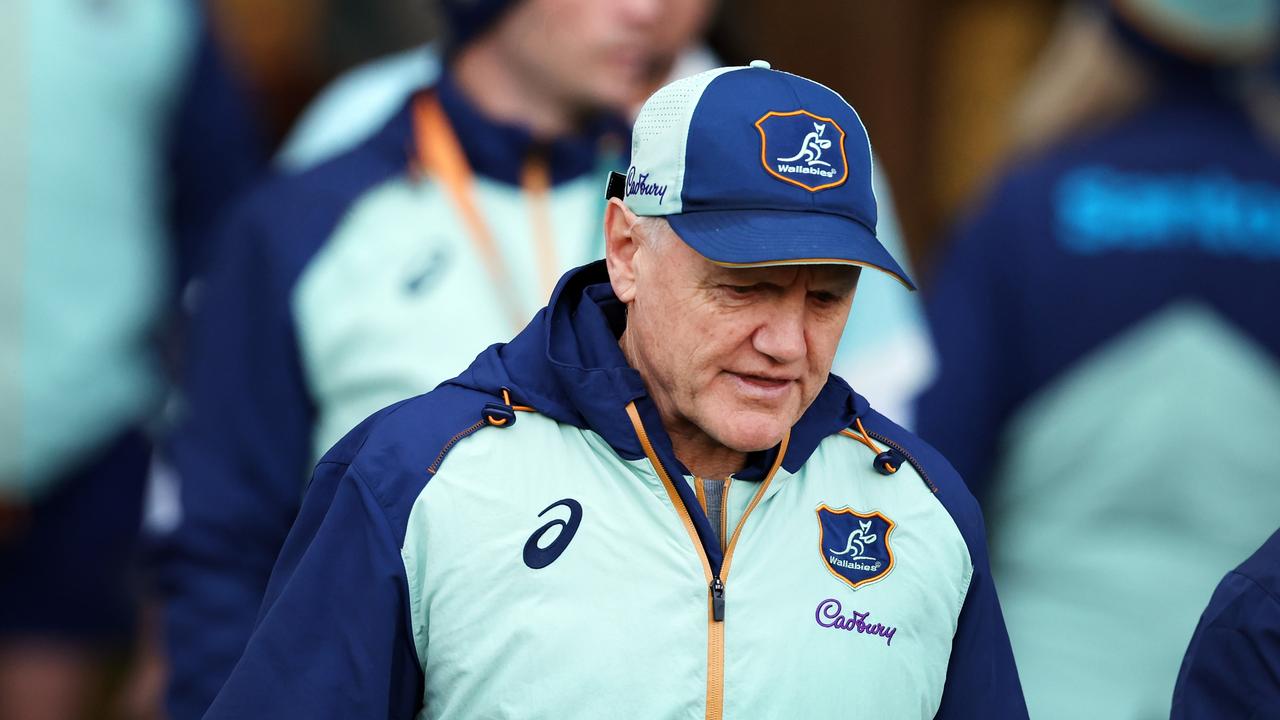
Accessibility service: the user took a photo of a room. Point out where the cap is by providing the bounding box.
[611,63,914,290]
[439,0,520,56]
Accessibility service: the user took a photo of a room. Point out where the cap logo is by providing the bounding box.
[755,110,848,192]
[624,166,669,205]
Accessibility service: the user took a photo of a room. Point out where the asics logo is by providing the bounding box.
[777,122,833,167]
[523,498,583,569]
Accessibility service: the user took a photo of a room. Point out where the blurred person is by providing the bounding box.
[202,64,1026,719]
[273,7,933,425]
[0,2,262,719]
[916,0,1280,717]
[157,1,710,717]
[1171,526,1280,718]
[274,0,714,172]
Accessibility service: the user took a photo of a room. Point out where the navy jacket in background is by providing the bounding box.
[158,69,631,720]
[918,82,1280,502]
[915,76,1280,718]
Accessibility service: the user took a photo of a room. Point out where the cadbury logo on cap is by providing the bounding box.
[624,166,669,205]
[755,110,849,192]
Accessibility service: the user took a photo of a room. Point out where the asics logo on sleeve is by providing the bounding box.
[523,498,583,569]
[404,246,451,295]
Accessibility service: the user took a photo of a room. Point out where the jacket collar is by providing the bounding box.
[434,68,630,186]
[448,261,864,479]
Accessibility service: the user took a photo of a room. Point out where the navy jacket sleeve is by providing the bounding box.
[933,499,1029,719]
[1171,530,1280,719]
[160,199,317,720]
[859,410,1027,717]
[204,457,423,720]
[160,107,408,718]
[165,12,265,287]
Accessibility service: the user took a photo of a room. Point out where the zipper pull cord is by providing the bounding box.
[851,418,899,476]
[710,576,726,622]
[482,387,537,427]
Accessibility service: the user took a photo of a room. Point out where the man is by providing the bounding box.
[206,64,1026,719]
[1172,527,1280,718]
[916,1,1280,716]
[1,2,262,718]
[159,1,690,717]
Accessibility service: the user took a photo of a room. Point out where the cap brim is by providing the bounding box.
[665,209,916,290]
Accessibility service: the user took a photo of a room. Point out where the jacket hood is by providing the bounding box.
[447,261,868,478]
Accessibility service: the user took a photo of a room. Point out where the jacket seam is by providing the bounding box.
[346,462,426,670]
[427,419,490,474]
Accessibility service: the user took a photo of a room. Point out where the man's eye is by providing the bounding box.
[725,284,758,295]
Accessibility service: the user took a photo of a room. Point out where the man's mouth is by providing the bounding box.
[727,372,796,400]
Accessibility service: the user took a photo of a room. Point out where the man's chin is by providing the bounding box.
[710,411,794,454]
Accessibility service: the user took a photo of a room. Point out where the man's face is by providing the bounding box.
[491,0,713,115]
[618,218,859,456]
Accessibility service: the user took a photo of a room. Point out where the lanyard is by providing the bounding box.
[413,94,559,332]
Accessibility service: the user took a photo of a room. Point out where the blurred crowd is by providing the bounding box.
[2,0,1278,718]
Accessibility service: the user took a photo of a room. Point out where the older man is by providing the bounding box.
[206,64,1025,719]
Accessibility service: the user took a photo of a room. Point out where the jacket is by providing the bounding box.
[205,261,1027,719]
[159,70,629,719]
[916,80,1280,717]
[1172,527,1280,719]
[4,0,262,498]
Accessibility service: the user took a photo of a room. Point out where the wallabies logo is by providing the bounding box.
[816,504,895,590]
[755,110,849,192]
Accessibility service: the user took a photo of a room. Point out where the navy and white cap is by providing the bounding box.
[618,61,915,290]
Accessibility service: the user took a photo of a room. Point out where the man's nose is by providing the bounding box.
[751,299,807,365]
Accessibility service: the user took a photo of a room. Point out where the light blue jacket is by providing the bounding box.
[205,261,1026,719]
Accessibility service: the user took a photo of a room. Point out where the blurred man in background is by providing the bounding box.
[917,0,1280,716]
[157,1,710,717]
[273,2,933,425]
[0,2,262,719]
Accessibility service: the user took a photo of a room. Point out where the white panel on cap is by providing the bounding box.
[625,66,742,217]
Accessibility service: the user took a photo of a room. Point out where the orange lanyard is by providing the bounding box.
[413,94,560,332]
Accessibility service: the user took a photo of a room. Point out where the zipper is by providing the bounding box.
[623,402,789,720]
[426,419,487,474]
[710,576,726,621]
[866,429,939,493]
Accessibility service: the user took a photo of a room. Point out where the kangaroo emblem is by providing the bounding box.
[829,520,878,560]
[777,122,833,167]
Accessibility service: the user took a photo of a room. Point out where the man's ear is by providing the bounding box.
[603,198,641,304]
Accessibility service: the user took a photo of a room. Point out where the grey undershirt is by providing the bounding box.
[703,477,726,551]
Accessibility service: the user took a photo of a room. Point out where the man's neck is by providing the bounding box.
[451,41,578,140]
[667,424,746,480]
